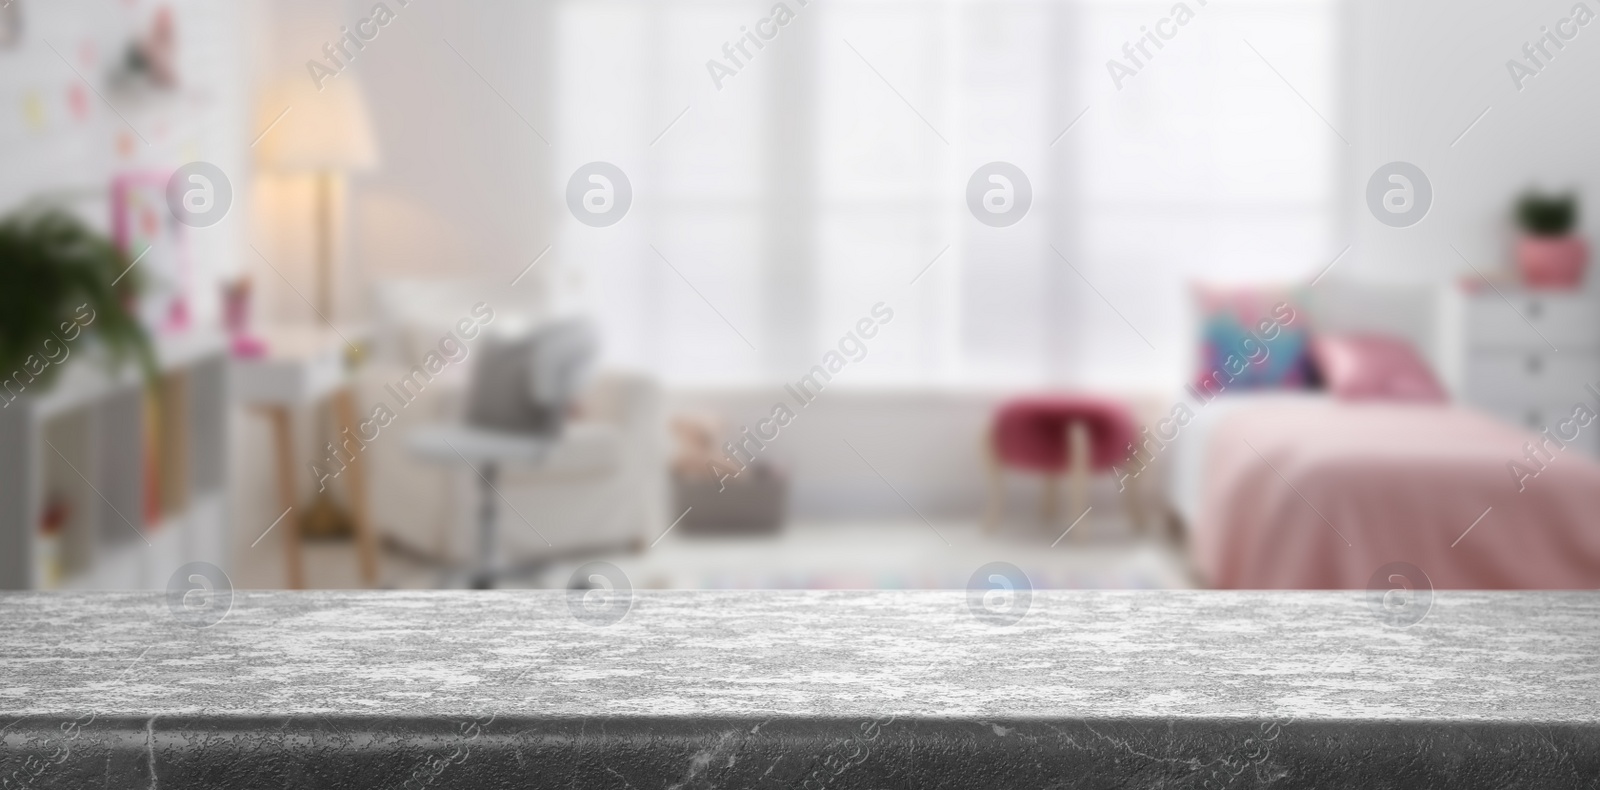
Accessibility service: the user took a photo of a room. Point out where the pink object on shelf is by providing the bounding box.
[990,395,1137,473]
[1310,333,1448,403]
[166,297,190,332]
[230,334,268,359]
[1517,235,1588,289]
[223,278,253,335]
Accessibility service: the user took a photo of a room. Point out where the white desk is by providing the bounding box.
[232,325,377,589]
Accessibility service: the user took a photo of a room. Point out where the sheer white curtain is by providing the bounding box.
[554,0,1337,389]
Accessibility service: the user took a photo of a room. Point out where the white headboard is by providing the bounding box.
[1306,278,1464,395]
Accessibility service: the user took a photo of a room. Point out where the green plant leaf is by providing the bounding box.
[0,205,157,397]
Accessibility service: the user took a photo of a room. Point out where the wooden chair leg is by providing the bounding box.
[265,405,304,590]
[984,432,1005,533]
[333,388,379,587]
[1066,421,1091,539]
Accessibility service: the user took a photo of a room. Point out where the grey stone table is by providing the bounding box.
[1,590,1597,789]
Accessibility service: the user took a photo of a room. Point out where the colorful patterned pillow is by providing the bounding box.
[1192,286,1312,395]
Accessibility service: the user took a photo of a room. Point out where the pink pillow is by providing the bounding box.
[1311,333,1447,402]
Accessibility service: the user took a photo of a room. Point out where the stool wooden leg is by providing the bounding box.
[1066,421,1091,539]
[333,388,379,587]
[1040,473,1059,524]
[265,405,304,590]
[984,433,1004,533]
[1124,462,1148,537]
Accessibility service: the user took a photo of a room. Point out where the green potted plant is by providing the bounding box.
[1515,191,1586,289]
[0,205,155,403]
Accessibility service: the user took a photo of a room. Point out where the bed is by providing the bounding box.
[1165,280,1600,589]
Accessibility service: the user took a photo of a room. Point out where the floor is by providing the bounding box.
[234,512,1196,591]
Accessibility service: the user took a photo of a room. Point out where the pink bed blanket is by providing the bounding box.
[1194,401,1600,589]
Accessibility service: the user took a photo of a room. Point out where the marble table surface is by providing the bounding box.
[2,590,1597,789]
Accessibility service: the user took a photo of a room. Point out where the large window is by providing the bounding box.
[556,0,1338,389]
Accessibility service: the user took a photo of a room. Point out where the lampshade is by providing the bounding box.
[255,74,379,172]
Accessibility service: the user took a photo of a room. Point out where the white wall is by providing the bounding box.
[1343,0,1600,283]
[245,0,1600,315]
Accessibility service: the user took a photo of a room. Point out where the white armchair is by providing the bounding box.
[357,367,664,567]
[355,282,665,571]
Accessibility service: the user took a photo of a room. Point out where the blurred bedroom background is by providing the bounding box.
[3,0,1599,593]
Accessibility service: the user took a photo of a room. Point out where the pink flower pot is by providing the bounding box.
[1517,235,1588,289]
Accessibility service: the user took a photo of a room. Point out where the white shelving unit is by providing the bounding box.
[0,332,230,590]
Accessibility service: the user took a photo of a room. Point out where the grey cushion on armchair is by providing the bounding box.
[466,320,598,437]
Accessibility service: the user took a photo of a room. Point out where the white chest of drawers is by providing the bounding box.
[1461,287,1600,457]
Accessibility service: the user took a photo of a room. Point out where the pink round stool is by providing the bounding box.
[985,395,1143,537]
